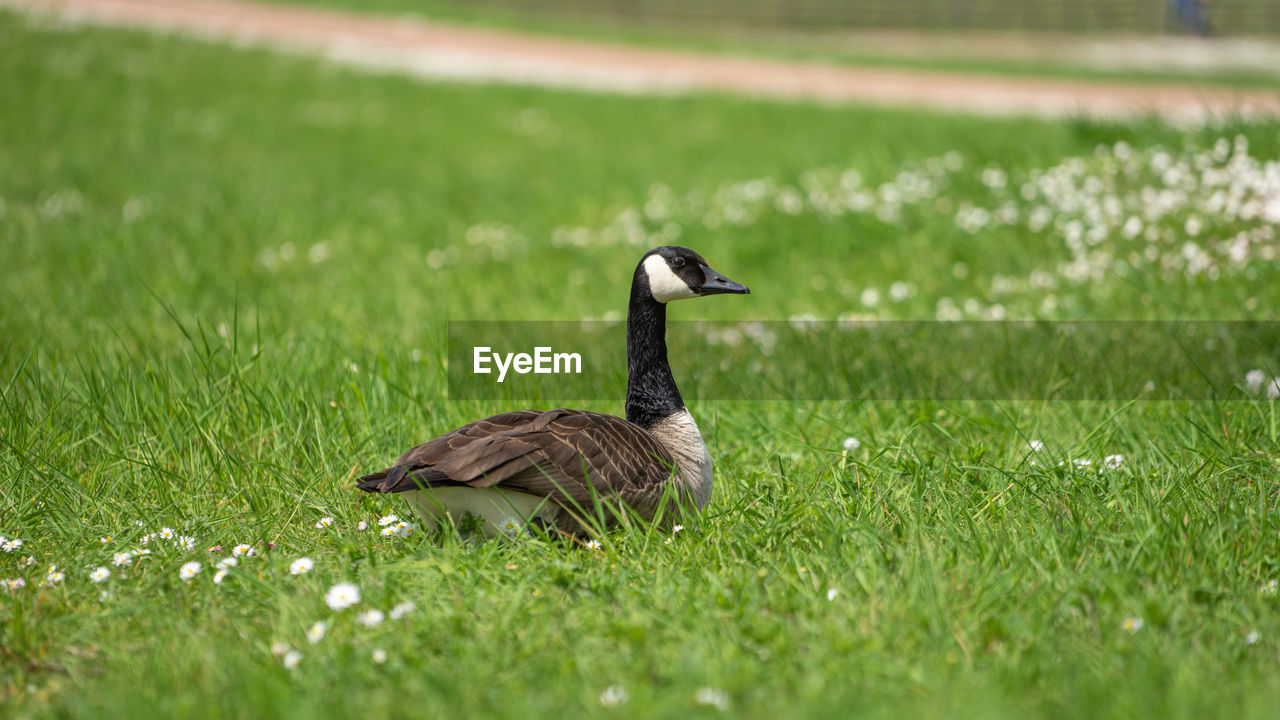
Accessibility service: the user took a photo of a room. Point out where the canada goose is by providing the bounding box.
[355,246,749,536]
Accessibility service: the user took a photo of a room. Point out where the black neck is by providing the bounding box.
[625,276,684,429]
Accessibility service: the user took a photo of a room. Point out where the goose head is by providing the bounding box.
[637,246,750,303]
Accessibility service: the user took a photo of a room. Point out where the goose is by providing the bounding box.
[355,246,749,536]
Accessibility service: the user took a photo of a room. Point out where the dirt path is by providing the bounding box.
[8,0,1280,120]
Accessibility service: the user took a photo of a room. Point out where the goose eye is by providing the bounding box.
[671,257,686,268]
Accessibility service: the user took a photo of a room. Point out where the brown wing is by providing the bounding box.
[355,409,677,510]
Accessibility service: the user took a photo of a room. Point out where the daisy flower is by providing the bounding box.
[179,561,203,581]
[356,609,385,628]
[306,621,327,644]
[158,527,175,540]
[356,520,369,531]
[377,515,399,527]
[216,556,237,569]
[1246,630,1261,645]
[826,588,839,601]
[315,517,334,529]
[1245,369,1266,392]
[499,518,522,537]
[4,578,26,591]
[389,601,415,620]
[139,533,157,545]
[132,548,152,556]
[672,524,685,534]
[21,555,36,567]
[43,569,65,586]
[2,538,23,552]
[585,540,602,551]
[842,437,861,452]
[231,544,254,557]
[283,650,302,669]
[289,558,314,575]
[213,568,228,584]
[694,687,731,711]
[324,582,360,610]
[599,685,629,707]
[372,648,388,664]
[112,552,132,567]
[1261,579,1278,594]
[1122,617,1144,633]
[1104,454,1124,470]
[1028,439,1045,452]
[177,535,196,551]
[90,567,111,583]
[99,536,112,544]
[270,641,290,657]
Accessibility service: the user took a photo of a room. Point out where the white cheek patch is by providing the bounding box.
[643,255,697,303]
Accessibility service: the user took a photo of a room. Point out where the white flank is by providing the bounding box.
[402,487,553,537]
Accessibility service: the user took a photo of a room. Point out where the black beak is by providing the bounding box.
[699,266,750,296]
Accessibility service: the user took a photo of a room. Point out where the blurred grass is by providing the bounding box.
[266,0,1280,88]
[3,9,1280,720]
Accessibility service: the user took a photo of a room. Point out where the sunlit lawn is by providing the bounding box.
[3,10,1280,719]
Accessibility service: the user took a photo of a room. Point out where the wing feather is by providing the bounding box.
[355,409,677,511]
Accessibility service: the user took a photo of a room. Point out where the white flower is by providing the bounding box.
[377,515,399,527]
[357,520,369,531]
[158,527,175,540]
[270,641,291,657]
[44,568,65,585]
[4,578,26,591]
[2,538,23,552]
[1245,369,1267,392]
[132,548,151,556]
[231,544,254,557]
[1028,440,1045,452]
[1246,630,1261,645]
[1262,579,1278,594]
[289,558,314,575]
[394,522,417,538]
[179,561,203,581]
[826,588,839,601]
[599,685,629,707]
[1122,616,1144,633]
[90,567,111,583]
[1268,379,1280,400]
[1104,454,1124,470]
[99,536,112,544]
[112,552,132,567]
[672,524,685,534]
[389,601,415,620]
[177,535,196,551]
[213,568,228,584]
[315,517,334,529]
[283,650,302,669]
[585,540,602,551]
[21,555,36,567]
[499,518,522,537]
[356,609,385,628]
[216,556,237,569]
[134,521,145,527]
[139,533,157,545]
[372,648,388,664]
[306,621,327,644]
[842,437,861,452]
[324,582,360,610]
[694,687,731,710]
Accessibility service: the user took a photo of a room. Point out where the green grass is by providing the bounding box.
[4,10,1280,719]
[269,0,1280,89]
